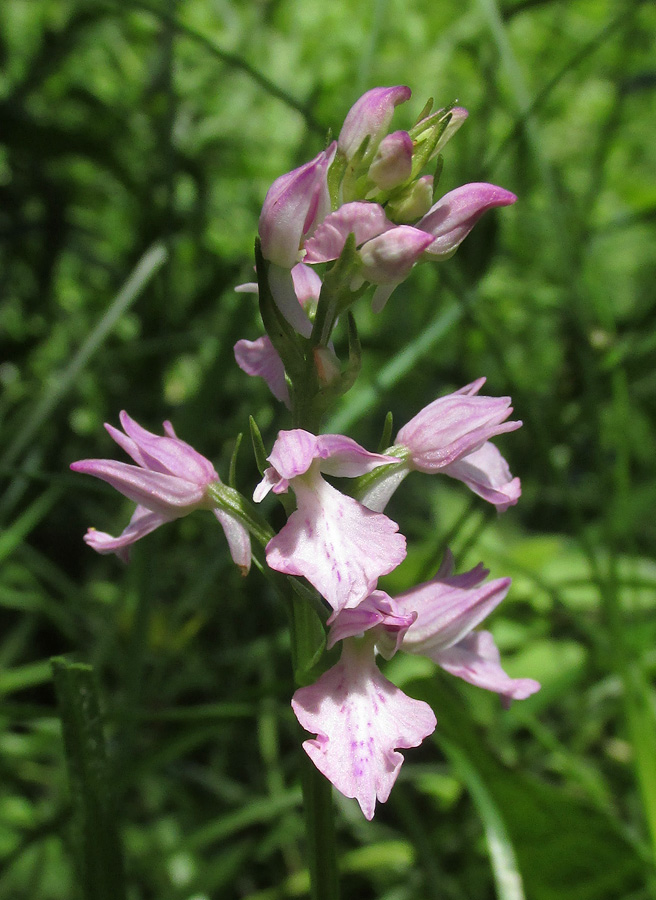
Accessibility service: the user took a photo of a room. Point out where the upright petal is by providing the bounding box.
[259,144,336,268]
[338,86,412,162]
[369,130,413,191]
[303,202,394,263]
[393,572,512,655]
[292,638,436,820]
[396,389,521,471]
[115,411,218,484]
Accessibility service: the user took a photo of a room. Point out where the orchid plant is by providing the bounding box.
[72,86,539,896]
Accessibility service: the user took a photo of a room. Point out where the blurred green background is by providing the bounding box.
[1,0,655,897]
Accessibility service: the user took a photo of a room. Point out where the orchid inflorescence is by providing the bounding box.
[72,86,539,821]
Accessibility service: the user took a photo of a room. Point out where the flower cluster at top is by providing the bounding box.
[71,86,539,821]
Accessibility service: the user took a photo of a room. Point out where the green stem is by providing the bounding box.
[301,751,340,900]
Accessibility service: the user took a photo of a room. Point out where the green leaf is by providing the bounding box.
[51,657,126,900]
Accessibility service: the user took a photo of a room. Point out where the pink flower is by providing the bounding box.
[389,551,540,703]
[70,412,251,572]
[254,429,406,615]
[292,636,436,820]
[293,553,538,817]
[396,378,522,509]
[418,183,516,260]
[338,86,412,163]
[259,145,336,268]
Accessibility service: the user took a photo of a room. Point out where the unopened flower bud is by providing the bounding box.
[418,183,516,259]
[386,175,434,223]
[338,86,411,164]
[369,131,413,191]
[313,346,341,386]
[259,144,336,267]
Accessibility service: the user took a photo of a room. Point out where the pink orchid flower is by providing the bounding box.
[292,553,538,818]
[360,378,522,512]
[71,412,251,572]
[254,429,406,615]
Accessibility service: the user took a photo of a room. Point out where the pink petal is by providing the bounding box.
[358,226,433,284]
[418,183,516,259]
[442,442,521,510]
[396,390,521,471]
[234,336,290,406]
[327,590,415,651]
[434,631,540,702]
[303,202,394,263]
[292,638,436,820]
[70,459,206,513]
[291,262,323,308]
[369,130,413,190]
[212,508,252,575]
[265,429,320,482]
[82,505,170,560]
[393,574,512,655]
[259,144,336,268]
[315,434,400,477]
[265,474,406,615]
[338,86,412,162]
[116,411,218,484]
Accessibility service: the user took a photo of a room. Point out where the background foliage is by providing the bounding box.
[1,0,655,897]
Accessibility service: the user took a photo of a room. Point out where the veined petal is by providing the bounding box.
[395,574,512,654]
[434,631,540,703]
[265,474,406,615]
[117,411,218,483]
[83,505,170,561]
[259,144,336,268]
[442,442,521,510]
[70,459,206,513]
[266,429,320,481]
[292,638,436,820]
[234,336,290,406]
[396,391,521,470]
